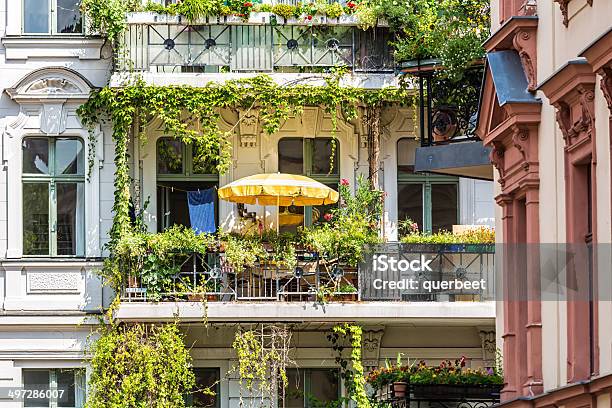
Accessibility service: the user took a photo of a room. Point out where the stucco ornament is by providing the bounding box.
[361,328,384,370]
[27,78,81,94]
[238,108,259,147]
[27,272,81,293]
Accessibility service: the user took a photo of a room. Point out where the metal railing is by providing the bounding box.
[376,383,501,408]
[359,243,495,302]
[119,23,394,73]
[121,244,495,302]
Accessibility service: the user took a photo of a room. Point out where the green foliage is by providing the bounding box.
[400,227,495,244]
[378,0,490,79]
[325,2,344,19]
[330,324,371,408]
[355,3,378,30]
[272,3,297,19]
[87,323,196,408]
[220,232,268,272]
[302,176,384,267]
[366,357,503,389]
[77,74,409,267]
[80,0,140,44]
[231,326,292,403]
[105,226,216,298]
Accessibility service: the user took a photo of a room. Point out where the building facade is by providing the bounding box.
[0,1,498,407]
[476,0,612,407]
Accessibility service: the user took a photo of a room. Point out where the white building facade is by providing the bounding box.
[0,1,497,407]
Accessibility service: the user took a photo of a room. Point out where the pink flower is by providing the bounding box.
[340,178,349,186]
[324,213,333,221]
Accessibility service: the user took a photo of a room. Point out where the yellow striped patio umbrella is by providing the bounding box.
[218,173,339,231]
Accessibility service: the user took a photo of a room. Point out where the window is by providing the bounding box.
[23,369,85,408]
[185,368,220,408]
[156,138,219,232]
[22,137,85,257]
[277,138,339,231]
[23,0,83,35]
[285,368,340,408]
[397,138,458,233]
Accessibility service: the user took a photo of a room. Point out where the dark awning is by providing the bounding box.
[414,140,493,180]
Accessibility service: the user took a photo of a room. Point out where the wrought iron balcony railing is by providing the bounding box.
[119,20,394,73]
[121,244,495,303]
[375,383,502,408]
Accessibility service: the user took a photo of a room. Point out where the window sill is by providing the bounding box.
[1,36,106,60]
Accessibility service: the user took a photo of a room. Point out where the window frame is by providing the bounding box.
[22,368,85,408]
[396,138,459,233]
[156,137,220,231]
[186,367,221,408]
[277,137,340,227]
[22,0,84,36]
[285,367,341,408]
[21,136,85,258]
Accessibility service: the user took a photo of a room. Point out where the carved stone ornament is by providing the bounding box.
[555,0,593,27]
[599,67,612,113]
[41,102,68,135]
[238,108,259,147]
[26,77,81,94]
[27,272,80,293]
[489,142,506,186]
[512,126,530,171]
[479,330,497,364]
[361,328,385,369]
[553,86,595,147]
[513,29,538,91]
[554,0,570,27]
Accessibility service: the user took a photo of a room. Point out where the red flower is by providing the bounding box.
[347,1,356,8]
[244,2,253,6]
[324,213,333,221]
[340,178,349,186]
[307,14,313,20]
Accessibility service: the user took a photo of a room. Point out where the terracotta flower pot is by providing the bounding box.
[393,381,408,398]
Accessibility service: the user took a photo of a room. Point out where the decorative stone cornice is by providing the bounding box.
[484,17,538,92]
[580,28,612,114]
[539,60,596,150]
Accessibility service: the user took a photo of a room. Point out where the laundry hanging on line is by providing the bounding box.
[187,188,216,234]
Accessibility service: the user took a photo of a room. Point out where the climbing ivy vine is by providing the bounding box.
[77,74,411,247]
[86,322,196,408]
[329,323,371,408]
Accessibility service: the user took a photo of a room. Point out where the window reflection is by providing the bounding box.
[157,138,184,174]
[57,0,83,34]
[24,0,50,34]
[22,138,49,174]
[56,138,84,175]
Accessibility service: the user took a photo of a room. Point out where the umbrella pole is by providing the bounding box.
[277,195,280,234]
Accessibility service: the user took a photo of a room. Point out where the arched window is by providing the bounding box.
[22,136,85,256]
[397,138,458,233]
[156,137,219,232]
[277,137,339,230]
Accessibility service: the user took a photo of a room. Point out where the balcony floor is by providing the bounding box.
[114,300,495,323]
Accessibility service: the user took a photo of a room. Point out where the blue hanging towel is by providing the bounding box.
[187,188,216,234]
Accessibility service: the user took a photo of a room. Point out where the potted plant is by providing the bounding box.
[334,283,358,301]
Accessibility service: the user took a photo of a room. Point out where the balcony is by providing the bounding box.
[120,13,394,73]
[114,242,495,322]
